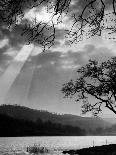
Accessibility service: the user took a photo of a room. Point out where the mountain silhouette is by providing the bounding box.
[0,104,111,131]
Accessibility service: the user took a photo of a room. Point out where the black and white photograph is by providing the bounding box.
[1,0,116,154]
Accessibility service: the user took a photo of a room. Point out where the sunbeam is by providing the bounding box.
[23,54,41,106]
[25,53,42,105]
[5,47,41,106]
[0,44,34,105]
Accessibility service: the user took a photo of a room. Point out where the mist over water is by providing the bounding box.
[1,136,116,155]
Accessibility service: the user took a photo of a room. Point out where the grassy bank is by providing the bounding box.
[63,144,116,155]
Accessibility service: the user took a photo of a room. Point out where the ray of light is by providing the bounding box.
[5,47,40,105]
[0,49,20,77]
[0,44,34,105]
[25,54,42,104]
[22,53,40,106]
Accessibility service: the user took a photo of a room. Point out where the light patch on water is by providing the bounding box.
[0,136,116,155]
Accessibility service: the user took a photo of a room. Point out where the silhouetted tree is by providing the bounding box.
[62,57,116,116]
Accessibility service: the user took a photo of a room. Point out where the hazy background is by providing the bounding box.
[0,0,116,118]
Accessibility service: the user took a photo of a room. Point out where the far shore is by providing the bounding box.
[62,144,116,155]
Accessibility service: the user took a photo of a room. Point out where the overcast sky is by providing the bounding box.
[0,0,116,117]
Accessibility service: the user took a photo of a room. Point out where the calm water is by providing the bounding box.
[1,136,116,155]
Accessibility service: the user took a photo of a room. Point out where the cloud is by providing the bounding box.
[0,24,26,49]
[68,0,113,19]
[29,50,80,71]
[51,40,61,48]
[1,19,65,51]
[5,42,115,113]
[64,0,114,43]
[0,39,9,49]
[27,43,114,73]
[61,44,114,68]
[35,51,61,65]
[0,0,43,48]
[0,0,66,52]
[0,46,13,72]
[0,0,114,54]
[80,44,114,63]
[89,46,114,62]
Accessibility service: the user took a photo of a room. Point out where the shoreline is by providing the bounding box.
[63,144,116,155]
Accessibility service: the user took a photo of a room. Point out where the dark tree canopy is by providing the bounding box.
[62,57,116,116]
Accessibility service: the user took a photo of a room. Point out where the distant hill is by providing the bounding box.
[103,118,116,125]
[0,113,85,136]
[0,104,111,132]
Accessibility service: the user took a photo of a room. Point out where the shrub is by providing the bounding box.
[26,144,49,154]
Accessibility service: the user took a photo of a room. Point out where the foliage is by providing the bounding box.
[62,57,116,116]
[26,144,49,154]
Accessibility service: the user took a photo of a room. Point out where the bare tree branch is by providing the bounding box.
[66,0,116,44]
[0,0,71,49]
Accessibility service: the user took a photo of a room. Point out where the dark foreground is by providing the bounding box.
[63,144,116,155]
